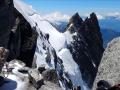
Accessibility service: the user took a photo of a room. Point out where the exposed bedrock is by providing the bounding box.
[65,12,104,87]
[0,0,38,67]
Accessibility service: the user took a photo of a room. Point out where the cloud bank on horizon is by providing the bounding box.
[23,0,120,14]
[21,0,120,20]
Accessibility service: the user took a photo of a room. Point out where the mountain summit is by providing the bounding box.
[65,12,104,88]
[69,12,83,28]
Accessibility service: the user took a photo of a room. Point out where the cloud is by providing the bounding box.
[82,13,105,20]
[96,14,105,20]
[43,12,70,21]
[107,12,120,17]
[83,12,120,20]
[42,11,120,21]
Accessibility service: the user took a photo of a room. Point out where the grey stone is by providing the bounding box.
[93,37,120,90]
[42,69,59,84]
[0,47,9,73]
[39,81,62,90]
[28,69,44,89]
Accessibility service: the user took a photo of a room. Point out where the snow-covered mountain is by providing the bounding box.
[45,13,120,48]
[0,0,88,90]
[0,0,105,90]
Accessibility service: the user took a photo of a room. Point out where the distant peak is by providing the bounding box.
[73,12,79,18]
[84,12,99,27]
[90,12,97,20]
[69,12,83,28]
[89,12,99,26]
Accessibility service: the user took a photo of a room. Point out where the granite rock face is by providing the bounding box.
[0,0,15,48]
[66,12,104,87]
[93,37,120,90]
[15,15,38,67]
[0,0,38,67]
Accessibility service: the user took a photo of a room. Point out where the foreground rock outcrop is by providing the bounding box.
[0,0,37,67]
[65,12,104,87]
[0,47,9,73]
[0,59,62,90]
[93,37,120,90]
[0,47,9,86]
[0,0,15,48]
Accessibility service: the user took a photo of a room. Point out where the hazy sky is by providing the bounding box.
[23,0,120,15]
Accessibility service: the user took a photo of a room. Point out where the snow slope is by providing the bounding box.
[58,48,84,89]
[42,12,70,32]
[32,18,67,51]
[14,0,66,52]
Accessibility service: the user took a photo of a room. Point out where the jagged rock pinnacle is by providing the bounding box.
[69,12,83,27]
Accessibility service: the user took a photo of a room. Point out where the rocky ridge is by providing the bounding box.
[65,12,104,87]
[0,0,82,90]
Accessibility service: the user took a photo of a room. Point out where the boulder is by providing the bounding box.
[28,69,44,89]
[42,69,59,84]
[39,81,62,90]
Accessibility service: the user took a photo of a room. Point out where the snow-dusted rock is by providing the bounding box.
[8,59,26,69]
[0,59,31,90]
[42,69,59,84]
[0,47,9,73]
[28,69,44,89]
[39,81,62,90]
